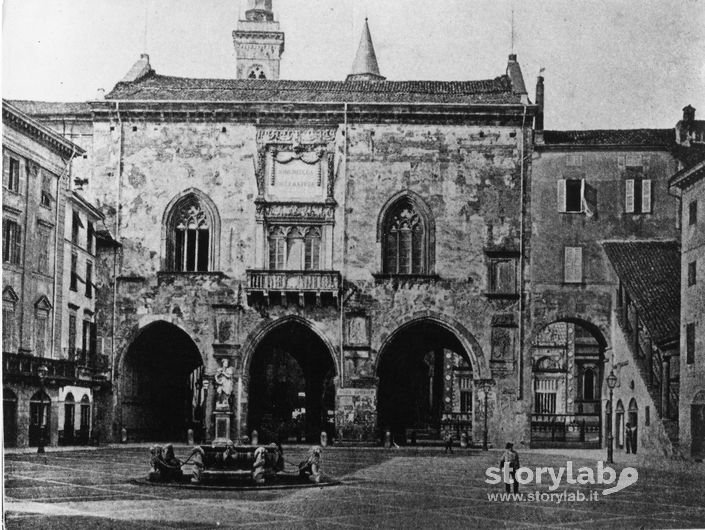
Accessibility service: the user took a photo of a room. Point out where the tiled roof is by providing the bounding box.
[602,241,680,345]
[104,72,522,104]
[7,100,92,116]
[543,129,675,147]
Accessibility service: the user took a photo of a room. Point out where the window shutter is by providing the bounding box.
[617,155,626,169]
[13,223,22,264]
[564,247,583,283]
[625,179,635,213]
[641,179,652,213]
[557,180,567,212]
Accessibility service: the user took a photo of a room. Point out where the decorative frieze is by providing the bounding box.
[255,201,336,222]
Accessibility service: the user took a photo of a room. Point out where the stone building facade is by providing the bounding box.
[2,100,95,448]
[531,76,683,454]
[669,106,705,459]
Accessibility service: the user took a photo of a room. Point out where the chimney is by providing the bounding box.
[95,88,105,101]
[683,105,696,124]
[535,75,544,131]
[677,104,697,145]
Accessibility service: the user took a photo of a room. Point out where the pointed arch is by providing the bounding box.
[377,191,435,275]
[161,188,221,272]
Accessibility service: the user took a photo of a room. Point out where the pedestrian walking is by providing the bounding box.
[500,442,520,493]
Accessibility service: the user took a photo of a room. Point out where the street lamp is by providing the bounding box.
[606,369,618,464]
[37,364,49,454]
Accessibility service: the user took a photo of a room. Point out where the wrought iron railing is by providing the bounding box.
[3,352,76,381]
[246,270,341,292]
[531,413,601,444]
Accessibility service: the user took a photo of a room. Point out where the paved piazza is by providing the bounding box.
[4,446,705,529]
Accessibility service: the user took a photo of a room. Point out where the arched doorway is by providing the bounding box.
[121,322,203,442]
[3,389,18,448]
[248,320,336,444]
[530,320,606,447]
[615,400,625,449]
[78,394,91,445]
[691,391,705,459]
[62,393,75,445]
[377,320,473,445]
[29,390,50,447]
[628,398,639,453]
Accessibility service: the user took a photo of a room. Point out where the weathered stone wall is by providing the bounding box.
[342,123,532,446]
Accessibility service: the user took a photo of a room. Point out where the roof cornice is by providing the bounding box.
[2,100,85,157]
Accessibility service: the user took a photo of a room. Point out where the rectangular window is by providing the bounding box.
[564,246,583,283]
[268,237,285,270]
[35,314,48,357]
[87,222,94,254]
[72,211,82,246]
[40,172,53,208]
[68,314,77,359]
[686,323,695,364]
[304,236,321,271]
[85,262,93,298]
[37,228,50,274]
[534,379,558,414]
[645,406,650,426]
[690,200,698,226]
[557,179,584,213]
[81,320,91,365]
[7,157,20,192]
[70,253,78,291]
[688,261,697,287]
[459,374,473,413]
[2,219,22,265]
[3,305,15,352]
[625,179,652,213]
[489,258,517,294]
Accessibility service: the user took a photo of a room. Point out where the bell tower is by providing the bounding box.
[233,0,285,80]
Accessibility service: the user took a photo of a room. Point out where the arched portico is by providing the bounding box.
[375,314,487,444]
[529,318,608,448]
[241,316,338,444]
[119,320,204,442]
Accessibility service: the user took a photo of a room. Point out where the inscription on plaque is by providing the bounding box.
[267,153,325,201]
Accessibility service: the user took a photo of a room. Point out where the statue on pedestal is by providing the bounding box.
[215,358,234,411]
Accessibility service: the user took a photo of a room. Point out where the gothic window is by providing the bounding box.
[165,193,219,272]
[268,226,322,270]
[381,196,432,275]
[248,65,267,80]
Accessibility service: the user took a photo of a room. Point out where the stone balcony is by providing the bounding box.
[245,269,341,307]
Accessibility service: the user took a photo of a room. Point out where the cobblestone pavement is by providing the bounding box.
[4,445,705,529]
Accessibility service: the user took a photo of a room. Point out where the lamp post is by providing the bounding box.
[37,364,48,454]
[606,369,618,464]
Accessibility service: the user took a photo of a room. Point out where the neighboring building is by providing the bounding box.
[531,75,681,453]
[2,100,84,447]
[669,105,705,459]
[56,190,108,445]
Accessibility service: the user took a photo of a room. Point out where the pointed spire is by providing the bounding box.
[346,18,386,82]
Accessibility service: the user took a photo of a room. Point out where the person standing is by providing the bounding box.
[500,442,520,493]
[625,422,633,454]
